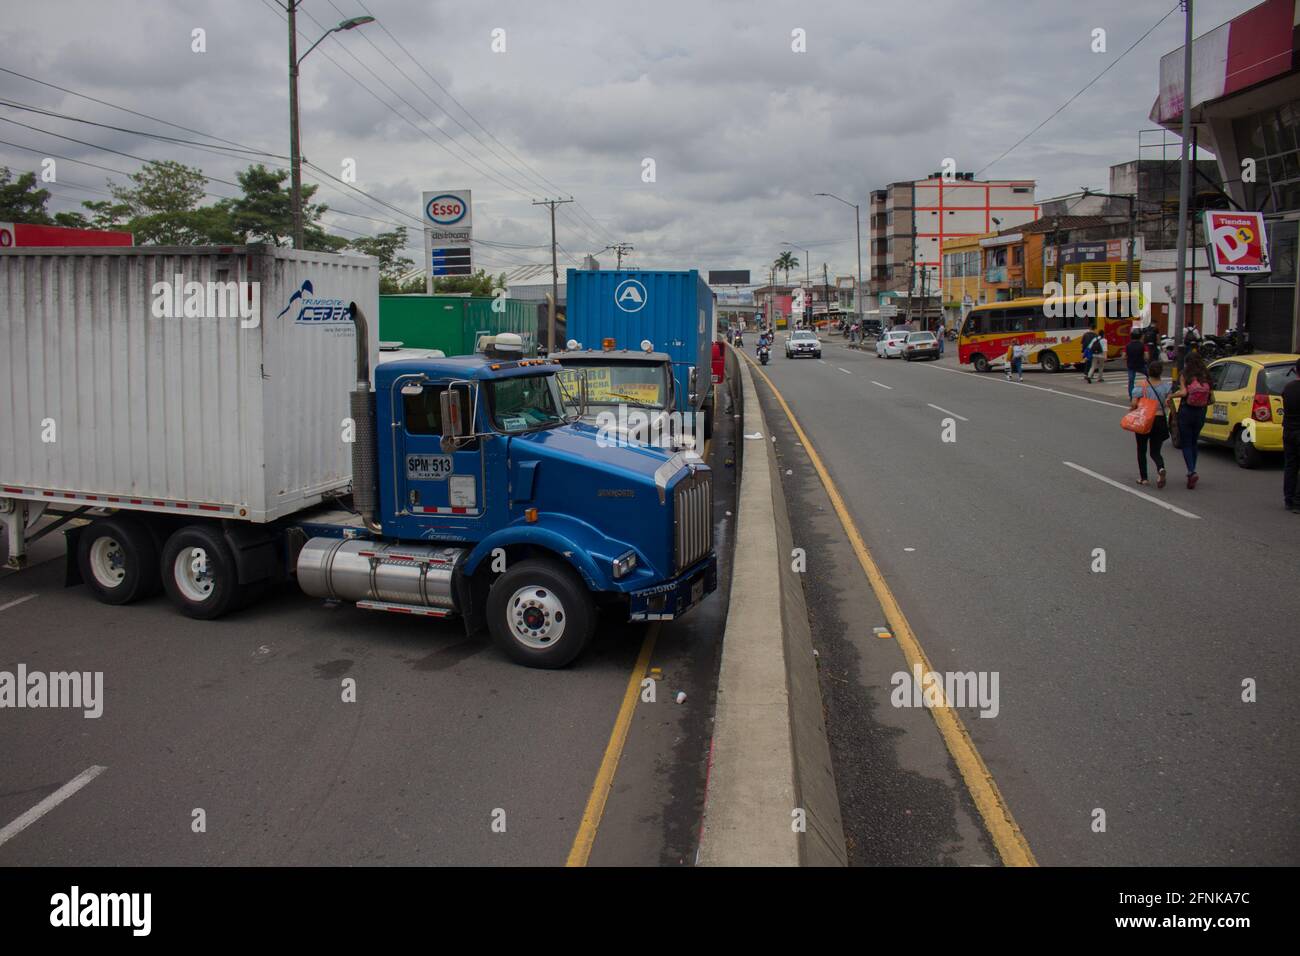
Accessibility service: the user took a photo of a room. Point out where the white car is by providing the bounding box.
[785,329,821,359]
[875,329,910,358]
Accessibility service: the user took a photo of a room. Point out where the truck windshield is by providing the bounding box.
[556,362,669,410]
[488,374,566,433]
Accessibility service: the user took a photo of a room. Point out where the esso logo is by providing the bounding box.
[425,195,466,225]
[615,278,647,313]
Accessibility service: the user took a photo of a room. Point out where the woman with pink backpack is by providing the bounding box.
[1171,351,1214,489]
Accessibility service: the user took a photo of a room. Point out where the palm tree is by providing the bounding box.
[774,251,797,284]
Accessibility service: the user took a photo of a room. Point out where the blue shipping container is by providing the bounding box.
[565,269,715,418]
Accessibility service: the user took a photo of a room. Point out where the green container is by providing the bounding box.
[379,294,537,356]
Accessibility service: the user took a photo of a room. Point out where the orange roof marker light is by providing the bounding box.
[602,338,617,351]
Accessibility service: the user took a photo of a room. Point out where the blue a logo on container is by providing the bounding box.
[614,278,648,313]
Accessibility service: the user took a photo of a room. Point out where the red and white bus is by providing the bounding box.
[957,290,1142,373]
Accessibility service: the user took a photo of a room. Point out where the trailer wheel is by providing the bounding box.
[161,524,240,620]
[76,515,160,605]
[486,558,594,668]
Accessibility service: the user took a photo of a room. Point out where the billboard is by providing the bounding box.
[1204,210,1271,276]
[0,222,132,247]
[708,270,750,285]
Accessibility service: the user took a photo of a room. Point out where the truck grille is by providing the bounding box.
[673,470,712,571]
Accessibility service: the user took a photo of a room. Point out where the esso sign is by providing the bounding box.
[425,195,466,225]
[0,223,14,247]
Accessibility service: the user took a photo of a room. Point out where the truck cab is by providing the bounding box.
[553,341,700,452]
[297,349,716,668]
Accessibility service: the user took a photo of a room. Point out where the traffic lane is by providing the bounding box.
[820,339,1295,547]
[756,352,1299,864]
[587,397,737,866]
[0,549,702,865]
[753,376,999,865]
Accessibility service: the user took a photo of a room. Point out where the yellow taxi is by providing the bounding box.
[1193,353,1298,468]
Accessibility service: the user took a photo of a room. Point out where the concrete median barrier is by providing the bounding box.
[697,346,847,867]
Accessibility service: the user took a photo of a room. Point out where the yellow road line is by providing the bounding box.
[742,351,1037,867]
[566,623,660,866]
[566,434,711,866]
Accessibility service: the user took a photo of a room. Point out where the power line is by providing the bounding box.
[976,3,1181,176]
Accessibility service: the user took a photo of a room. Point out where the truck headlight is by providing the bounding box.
[613,551,638,579]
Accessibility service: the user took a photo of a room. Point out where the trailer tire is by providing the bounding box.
[76,515,160,605]
[161,524,241,620]
[486,558,594,668]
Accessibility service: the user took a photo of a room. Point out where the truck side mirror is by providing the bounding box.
[440,388,465,453]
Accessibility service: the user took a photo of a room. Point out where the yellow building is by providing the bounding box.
[940,232,994,326]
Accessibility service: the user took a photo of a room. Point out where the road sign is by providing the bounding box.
[423,190,474,286]
[1204,210,1271,275]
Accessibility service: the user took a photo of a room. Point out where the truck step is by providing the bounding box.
[355,600,453,618]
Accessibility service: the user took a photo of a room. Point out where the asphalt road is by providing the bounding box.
[752,334,1298,866]
[0,411,735,867]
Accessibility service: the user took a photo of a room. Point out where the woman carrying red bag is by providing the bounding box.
[1171,351,1213,489]
[1128,360,1174,487]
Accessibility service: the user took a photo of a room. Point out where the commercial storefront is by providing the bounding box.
[1151,0,1300,352]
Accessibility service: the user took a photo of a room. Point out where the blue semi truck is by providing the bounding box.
[2,250,714,669]
[565,269,717,440]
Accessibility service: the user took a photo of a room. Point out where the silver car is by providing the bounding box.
[785,329,821,359]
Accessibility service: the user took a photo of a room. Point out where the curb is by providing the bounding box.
[697,348,847,866]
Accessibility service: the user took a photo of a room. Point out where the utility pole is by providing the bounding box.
[823,262,830,325]
[604,242,633,268]
[1172,0,1195,346]
[288,0,301,249]
[286,5,374,249]
[533,197,573,353]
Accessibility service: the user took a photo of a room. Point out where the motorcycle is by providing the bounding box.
[758,343,770,366]
[1202,327,1250,360]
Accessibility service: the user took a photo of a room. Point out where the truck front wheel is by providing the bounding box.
[161,524,240,620]
[77,515,160,605]
[486,558,595,668]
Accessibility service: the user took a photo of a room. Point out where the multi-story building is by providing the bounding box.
[868,173,1039,324]
[1149,0,1299,351]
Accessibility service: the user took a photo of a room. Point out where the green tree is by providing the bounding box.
[433,269,506,296]
[224,163,345,252]
[99,160,235,244]
[774,250,798,283]
[348,227,414,287]
[0,167,55,224]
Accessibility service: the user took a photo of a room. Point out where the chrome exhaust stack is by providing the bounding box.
[349,301,382,534]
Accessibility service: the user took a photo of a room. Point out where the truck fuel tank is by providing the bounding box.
[297,538,464,610]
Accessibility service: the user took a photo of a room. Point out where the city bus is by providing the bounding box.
[957,289,1144,373]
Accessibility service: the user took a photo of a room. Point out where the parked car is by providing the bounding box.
[875,329,910,358]
[1178,353,1298,468]
[785,329,822,359]
[903,331,940,361]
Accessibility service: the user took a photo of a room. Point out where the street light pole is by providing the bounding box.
[815,192,863,325]
[287,6,375,249]
[1173,0,1195,346]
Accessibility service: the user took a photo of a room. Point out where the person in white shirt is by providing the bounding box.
[1088,332,1107,383]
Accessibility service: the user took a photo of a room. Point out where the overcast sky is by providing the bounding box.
[0,0,1258,283]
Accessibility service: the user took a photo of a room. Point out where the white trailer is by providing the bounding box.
[1,245,378,583]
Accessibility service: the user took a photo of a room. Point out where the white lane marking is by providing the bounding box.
[0,765,107,849]
[0,594,37,613]
[838,367,852,375]
[924,363,1128,408]
[871,381,893,390]
[1063,461,1201,519]
[927,403,969,422]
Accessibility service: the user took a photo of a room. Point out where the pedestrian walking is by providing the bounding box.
[937,322,946,356]
[1282,357,1300,513]
[1170,350,1213,489]
[1142,323,1160,364]
[1129,360,1173,488]
[1005,342,1025,382]
[1125,329,1145,397]
[1081,329,1098,381]
[1089,331,1108,383]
